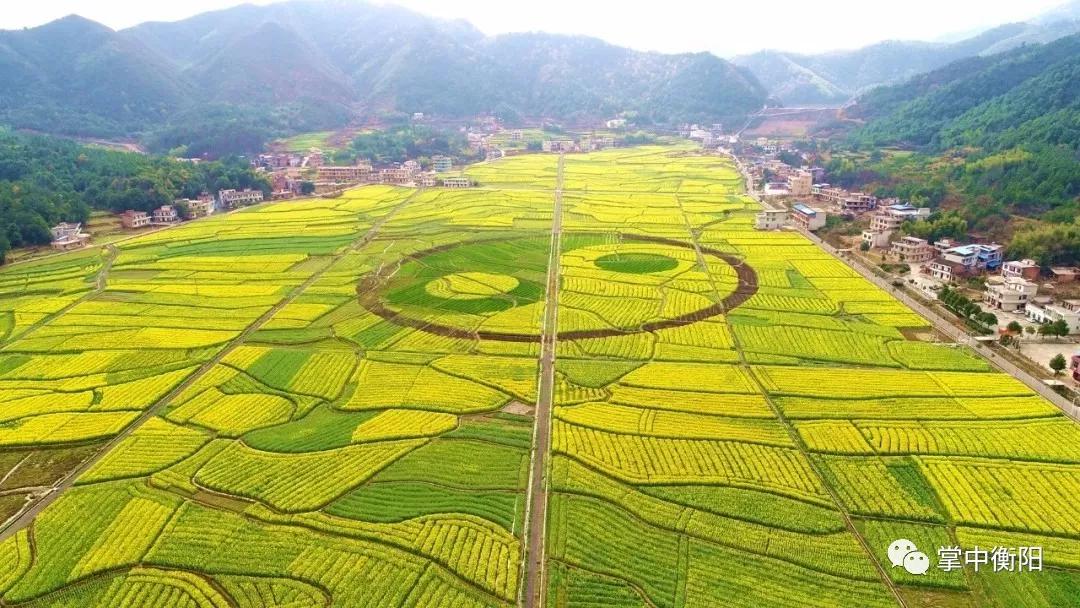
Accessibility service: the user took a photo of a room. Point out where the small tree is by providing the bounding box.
[1025,325,1037,335]
[1050,353,1067,376]
[1000,334,1014,347]
[1007,321,1023,334]
[1051,319,1071,337]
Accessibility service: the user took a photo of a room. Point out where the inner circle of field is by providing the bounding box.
[357,234,758,342]
[424,272,521,300]
[593,252,680,274]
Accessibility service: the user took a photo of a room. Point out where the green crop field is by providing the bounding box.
[0,145,1077,607]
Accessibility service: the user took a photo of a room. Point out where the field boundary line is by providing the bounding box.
[675,183,908,608]
[0,190,419,542]
[521,153,563,608]
[798,226,1080,423]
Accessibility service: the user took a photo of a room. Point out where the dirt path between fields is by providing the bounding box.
[0,194,417,542]
[521,154,564,608]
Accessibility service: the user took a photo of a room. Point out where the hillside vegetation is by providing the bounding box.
[0,1,767,154]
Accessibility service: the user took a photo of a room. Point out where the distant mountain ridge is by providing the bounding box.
[734,5,1080,106]
[0,0,767,143]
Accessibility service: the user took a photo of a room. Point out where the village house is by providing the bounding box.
[509,130,525,141]
[432,155,453,173]
[403,160,422,177]
[120,210,151,229]
[542,140,575,153]
[983,276,1038,312]
[787,170,813,197]
[218,188,264,209]
[441,176,472,189]
[927,259,967,283]
[151,205,180,224]
[861,229,891,249]
[379,168,412,185]
[1050,267,1080,283]
[318,165,368,182]
[790,203,826,231]
[890,236,934,263]
[418,172,437,187]
[1002,259,1041,281]
[1026,300,1080,334]
[754,208,788,231]
[186,196,215,218]
[49,223,90,251]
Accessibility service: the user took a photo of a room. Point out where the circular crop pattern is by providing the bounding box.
[358,234,757,342]
[424,272,521,300]
[594,253,679,274]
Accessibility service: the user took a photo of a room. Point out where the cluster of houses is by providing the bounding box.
[980,259,1080,334]
[540,136,617,153]
[859,203,933,249]
[51,189,265,251]
[255,148,324,171]
[314,156,472,189]
[754,202,828,232]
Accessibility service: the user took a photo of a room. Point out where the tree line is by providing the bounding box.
[0,129,269,263]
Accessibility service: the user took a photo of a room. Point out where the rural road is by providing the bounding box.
[522,154,564,608]
[0,194,416,542]
[800,228,1080,422]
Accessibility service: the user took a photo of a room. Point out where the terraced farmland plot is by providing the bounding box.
[1,145,1078,608]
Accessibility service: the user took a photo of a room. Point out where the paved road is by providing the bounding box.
[0,194,417,542]
[522,154,564,608]
[800,228,1080,422]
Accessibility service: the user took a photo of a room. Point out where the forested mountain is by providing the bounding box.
[0,16,189,136]
[734,11,1080,105]
[821,33,1079,259]
[848,33,1080,151]
[0,1,767,152]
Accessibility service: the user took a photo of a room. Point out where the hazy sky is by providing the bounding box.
[0,0,1067,55]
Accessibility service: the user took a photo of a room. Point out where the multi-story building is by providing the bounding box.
[120,210,151,229]
[754,209,788,231]
[218,189,264,209]
[1026,301,1080,334]
[441,176,472,189]
[379,168,412,185]
[890,236,934,263]
[318,165,368,182]
[840,193,877,214]
[927,259,966,283]
[418,172,437,187]
[431,155,453,173]
[541,140,574,153]
[790,203,826,231]
[984,277,1038,311]
[50,222,90,250]
[869,212,905,233]
[787,170,813,197]
[403,160,421,176]
[152,205,180,224]
[187,197,215,217]
[976,243,1004,271]
[1002,259,1041,281]
[861,229,891,249]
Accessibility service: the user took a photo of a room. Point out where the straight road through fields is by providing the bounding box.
[522,154,564,608]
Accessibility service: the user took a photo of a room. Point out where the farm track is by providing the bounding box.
[522,154,564,608]
[0,193,419,542]
[673,193,907,607]
[4,244,118,346]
